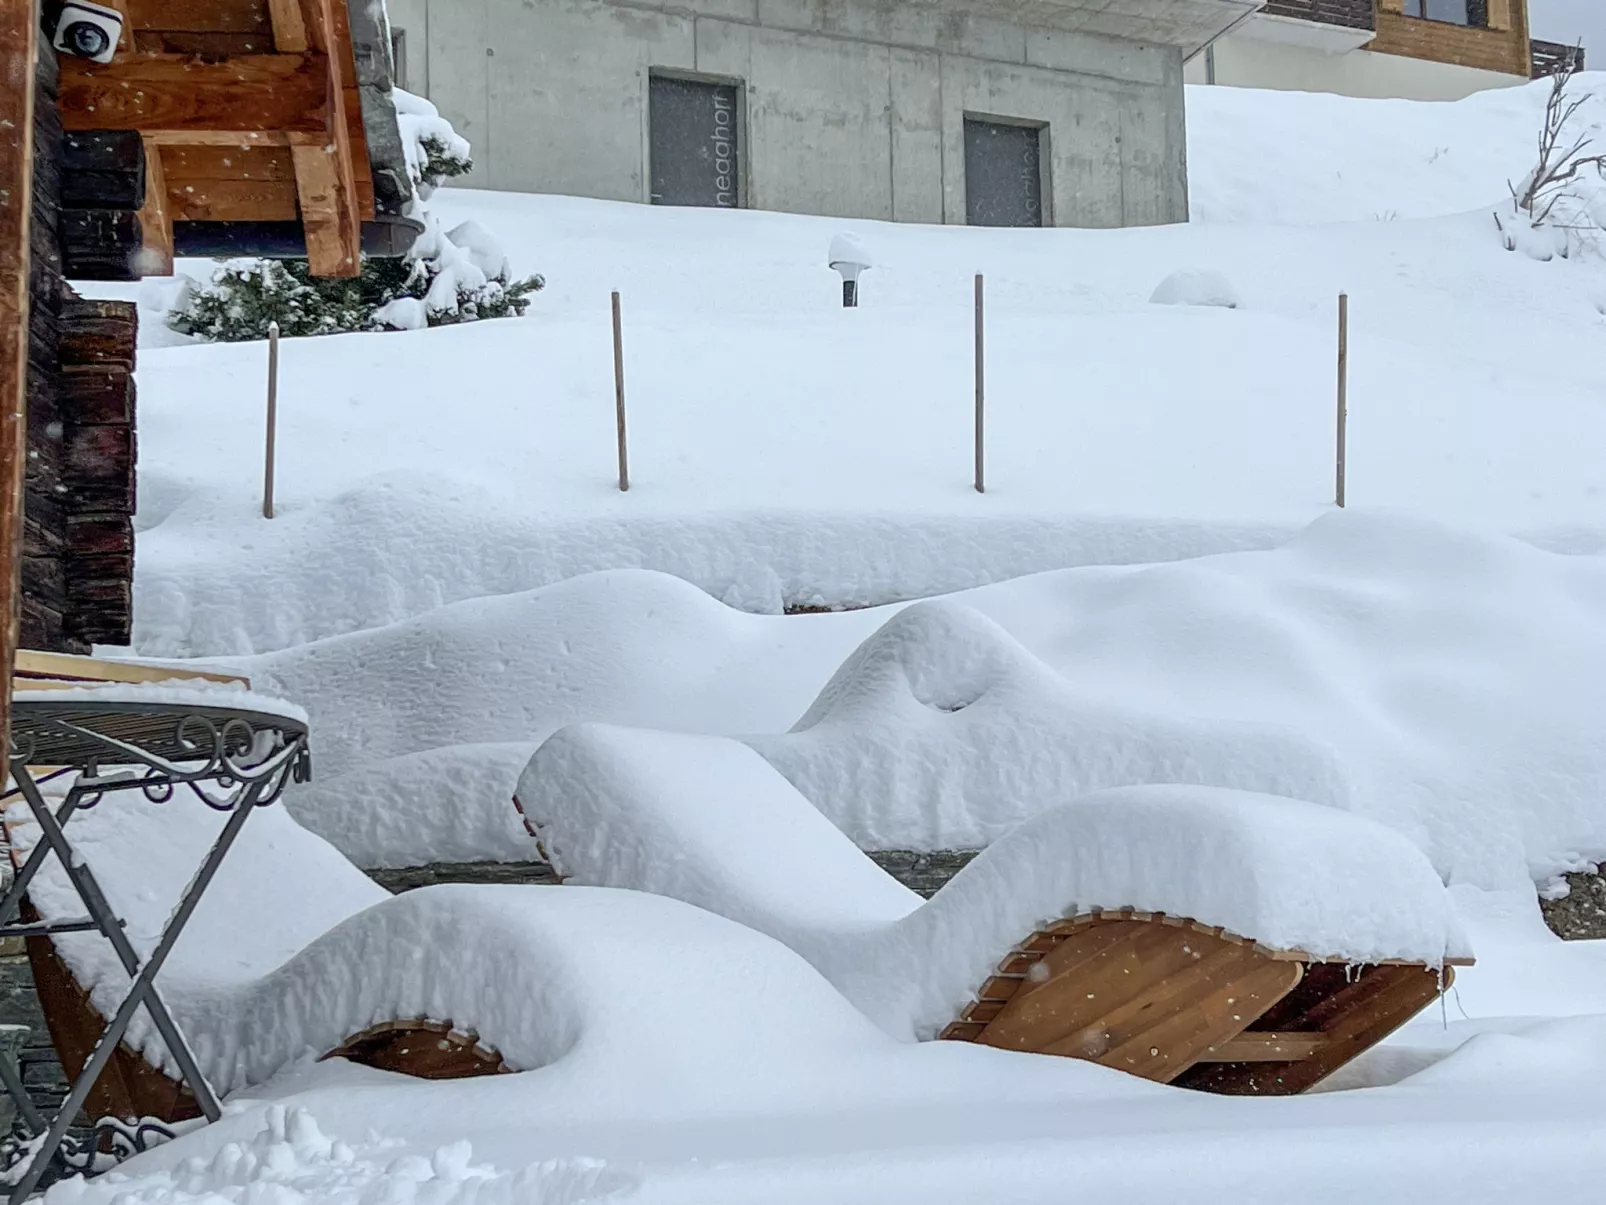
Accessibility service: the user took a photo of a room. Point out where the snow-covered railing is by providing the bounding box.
[1531,39,1585,79]
[1261,0,1374,31]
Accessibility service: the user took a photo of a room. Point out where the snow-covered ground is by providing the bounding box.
[48,76,1606,1205]
[114,77,1606,658]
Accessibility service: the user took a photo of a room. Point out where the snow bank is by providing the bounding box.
[751,512,1606,889]
[1185,74,1606,223]
[246,513,1606,890]
[746,598,1351,851]
[119,193,1606,657]
[522,726,1468,1041]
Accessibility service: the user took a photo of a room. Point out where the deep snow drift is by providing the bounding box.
[98,77,1606,658]
[243,512,1606,892]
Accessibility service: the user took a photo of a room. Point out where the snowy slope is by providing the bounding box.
[110,77,1606,658]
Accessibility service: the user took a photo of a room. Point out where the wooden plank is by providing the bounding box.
[143,130,292,148]
[58,53,330,136]
[969,919,1307,1087]
[126,0,272,35]
[1196,1032,1330,1063]
[137,137,173,273]
[161,142,296,181]
[134,31,274,55]
[267,0,311,52]
[169,175,298,222]
[1081,954,1304,1082]
[1176,964,1454,1095]
[289,0,358,276]
[324,0,375,220]
[324,1022,510,1080]
[14,648,248,685]
[977,923,1207,1052]
[1,0,37,729]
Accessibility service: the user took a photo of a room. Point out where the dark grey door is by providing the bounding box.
[649,76,741,208]
[964,119,1044,228]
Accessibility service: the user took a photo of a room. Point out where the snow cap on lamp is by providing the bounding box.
[828,234,873,308]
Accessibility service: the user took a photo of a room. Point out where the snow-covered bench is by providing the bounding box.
[11,773,908,1124]
[518,724,1474,1095]
[2,657,879,1123]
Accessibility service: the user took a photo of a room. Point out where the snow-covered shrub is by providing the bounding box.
[168,91,542,342]
[1495,52,1606,262]
[1149,269,1242,310]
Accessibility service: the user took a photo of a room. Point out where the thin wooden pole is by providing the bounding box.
[1,0,39,732]
[1336,292,1348,509]
[974,274,985,495]
[612,291,629,492]
[263,320,279,519]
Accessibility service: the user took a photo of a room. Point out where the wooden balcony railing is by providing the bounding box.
[1531,39,1585,79]
[1260,0,1376,31]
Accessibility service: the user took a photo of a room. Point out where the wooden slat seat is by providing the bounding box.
[939,907,1459,1094]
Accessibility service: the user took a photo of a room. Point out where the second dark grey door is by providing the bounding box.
[964,119,1044,228]
[649,75,740,208]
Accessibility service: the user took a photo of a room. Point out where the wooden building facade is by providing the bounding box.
[4,0,417,659]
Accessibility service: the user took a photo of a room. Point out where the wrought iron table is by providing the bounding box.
[0,696,310,1200]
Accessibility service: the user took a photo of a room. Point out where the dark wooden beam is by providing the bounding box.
[1,0,37,697]
[61,131,146,210]
[60,208,143,280]
[290,0,359,276]
[58,52,330,136]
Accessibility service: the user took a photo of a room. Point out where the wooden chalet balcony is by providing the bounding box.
[1260,0,1376,31]
[1531,39,1585,78]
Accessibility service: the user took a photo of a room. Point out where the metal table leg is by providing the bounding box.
[3,769,267,1202]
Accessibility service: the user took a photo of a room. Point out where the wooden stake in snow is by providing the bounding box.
[1336,292,1348,509]
[263,320,280,519]
[974,274,985,495]
[612,291,630,492]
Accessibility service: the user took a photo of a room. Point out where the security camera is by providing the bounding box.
[51,1,124,64]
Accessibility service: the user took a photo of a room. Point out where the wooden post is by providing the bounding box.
[612,291,629,493]
[974,274,985,495]
[263,321,279,518]
[1336,292,1348,509]
[1,0,39,737]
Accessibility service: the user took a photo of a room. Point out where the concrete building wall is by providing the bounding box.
[384,0,1190,228]
[1182,34,1526,100]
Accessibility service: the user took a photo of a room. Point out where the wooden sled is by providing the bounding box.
[939,907,1466,1094]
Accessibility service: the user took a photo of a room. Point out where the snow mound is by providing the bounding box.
[522,725,1468,1041]
[1149,269,1242,309]
[217,512,1606,889]
[747,598,1352,851]
[748,511,1606,889]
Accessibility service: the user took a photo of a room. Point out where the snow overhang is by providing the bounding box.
[1234,11,1375,53]
[925,0,1266,59]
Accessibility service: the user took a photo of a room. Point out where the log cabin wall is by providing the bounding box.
[22,46,137,655]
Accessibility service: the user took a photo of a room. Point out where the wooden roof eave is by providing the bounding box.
[54,0,418,278]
